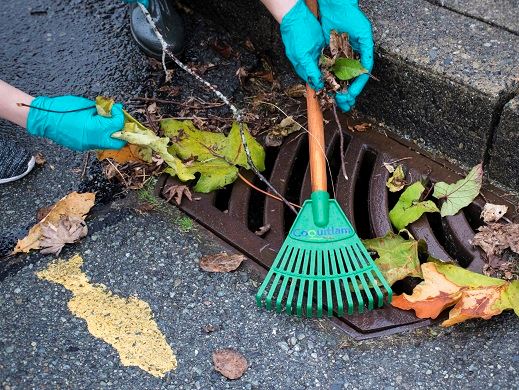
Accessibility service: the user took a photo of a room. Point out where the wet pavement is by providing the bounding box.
[1,0,518,389]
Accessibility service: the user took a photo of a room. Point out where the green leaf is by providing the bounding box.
[222,122,266,171]
[363,232,425,286]
[386,164,406,192]
[389,182,440,230]
[96,97,194,181]
[432,163,483,217]
[162,119,265,193]
[331,58,367,81]
[96,97,266,193]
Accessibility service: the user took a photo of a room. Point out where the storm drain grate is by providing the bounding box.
[157,112,517,339]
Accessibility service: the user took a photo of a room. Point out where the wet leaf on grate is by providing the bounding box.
[433,163,483,217]
[40,216,88,256]
[389,182,439,230]
[254,224,271,237]
[363,232,424,285]
[14,192,95,254]
[386,165,406,192]
[480,203,508,223]
[163,184,192,205]
[162,120,265,192]
[392,261,519,326]
[212,349,248,380]
[472,223,519,263]
[199,252,246,273]
[265,116,302,147]
[285,83,306,98]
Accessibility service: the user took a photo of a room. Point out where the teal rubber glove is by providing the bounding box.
[318,0,374,112]
[27,96,126,152]
[122,0,149,7]
[280,0,325,90]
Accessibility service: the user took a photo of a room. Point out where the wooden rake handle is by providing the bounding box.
[304,0,327,193]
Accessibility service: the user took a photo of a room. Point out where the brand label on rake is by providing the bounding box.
[291,226,353,240]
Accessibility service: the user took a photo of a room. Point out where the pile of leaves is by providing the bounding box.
[367,162,519,325]
[14,192,95,256]
[96,97,265,193]
[319,31,368,107]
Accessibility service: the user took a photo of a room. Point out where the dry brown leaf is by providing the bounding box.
[14,192,95,254]
[212,349,248,380]
[36,205,54,223]
[265,116,302,147]
[481,203,508,223]
[353,123,371,132]
[472,223,519,261]
[383,162,396,173]
[34,152,46,166]
[39,216,88,256]
[254,224,271,237]
[164,184,192,205]
[329,30,353,59]
[285,83,306,98]
[97,144,146,164]
[199,252,246,273]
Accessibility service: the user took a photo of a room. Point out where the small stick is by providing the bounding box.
[332,102,349,181]
[238,173,301,209]
[16,103,95,114]
[81,152,90,179]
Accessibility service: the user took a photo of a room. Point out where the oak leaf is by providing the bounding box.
[163,184,192,205]
[40,216,88,256]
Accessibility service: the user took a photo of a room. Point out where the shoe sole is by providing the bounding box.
[0,156,36,184]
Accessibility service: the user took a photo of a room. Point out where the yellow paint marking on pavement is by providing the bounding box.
[36,254,177,378]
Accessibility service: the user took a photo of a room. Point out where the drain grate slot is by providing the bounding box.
[353,148,377,240]
[159,112,517,339]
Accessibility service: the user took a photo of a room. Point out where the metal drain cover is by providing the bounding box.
[158,113,516,339]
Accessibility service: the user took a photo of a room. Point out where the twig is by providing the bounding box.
[16,103,95,114]
[81,152,90,179]
[238,173,301,209]
[130,96,225,109]
[138,3,297,214]
[332,102,349,181]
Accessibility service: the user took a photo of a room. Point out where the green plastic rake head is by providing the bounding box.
[256,191,393,318]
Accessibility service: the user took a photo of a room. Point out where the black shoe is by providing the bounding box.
[130,0,185,60]
[0,139,35,184]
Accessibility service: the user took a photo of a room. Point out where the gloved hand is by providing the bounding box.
[318,0,374,112]
[27,96,126,151]
[122,0,149,8]
[280,0,325,90]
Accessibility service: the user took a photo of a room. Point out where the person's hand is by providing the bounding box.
[122,0,149,8]
[280,0,325,90]
[27,96,126,151]
[318,0,374,112]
